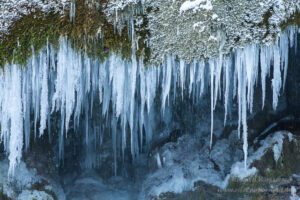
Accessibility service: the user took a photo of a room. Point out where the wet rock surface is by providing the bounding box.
[150,119,300,200]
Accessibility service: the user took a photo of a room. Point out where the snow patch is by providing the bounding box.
[290,186,300,200]
[180,0,213,13]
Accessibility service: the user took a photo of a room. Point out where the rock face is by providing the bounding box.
[17,190,54,200]
[287,33,300,117]
[148,128,300,200]
[104,0,300,64]
[0,158,65,200]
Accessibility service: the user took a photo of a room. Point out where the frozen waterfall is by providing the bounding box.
[0,26,298,176]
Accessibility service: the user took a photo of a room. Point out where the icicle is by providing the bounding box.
[0,67,11,152]
[139,61,146,148]
[130,31,138,159]
[0,25,296,175]
[8,65,23,176]
[70,1,76,23]
[280,30,289,90]
[23,63,31,150]
[260,46,270,109]
[102,60,111,117]
[213,56,223,109]
[236,48,248,169]
[74,55,83,129]
[272,45,281,110]
[32,47,41,139]
[112,116,117,176]
[161,55,172,114]
[189,60,196,96]
[241,60,248,170]
[85,98,89,145]
[198,61,205,98]
[146,67,157,114]
[224,57,231,125]
[59,108,65,162]
[121,61,129,160]
[236,49,243,139]
[180,60,185,99]
[39,51,49,136]
[245,44,259,113]
[112,56,125,118]
[209,59,215,149]
[173,60,178,101]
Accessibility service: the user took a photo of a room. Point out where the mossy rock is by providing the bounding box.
[225,135,300,200]
[0,0,150,67]
[155,133,300,200]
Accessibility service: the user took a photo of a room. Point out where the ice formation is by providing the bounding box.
[70,1,76,23]
[0,26,298,175]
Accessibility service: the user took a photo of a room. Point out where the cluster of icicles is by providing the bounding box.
[0,26,298,176]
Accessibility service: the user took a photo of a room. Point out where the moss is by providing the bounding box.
[252,138,300,179]
[258,8,272,39]
[280,11,300,30]
[0,0,151,67]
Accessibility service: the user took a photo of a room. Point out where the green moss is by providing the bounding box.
[252,138,300,179]
[258,8,272,39]
[0,0,151,67]
[280,11,300,30]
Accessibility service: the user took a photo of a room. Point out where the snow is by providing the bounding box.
[17,190,54,200]
[290,186,300,200]
[230,164,257,180]
[180,0,213,13]
[0,0,71,35]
